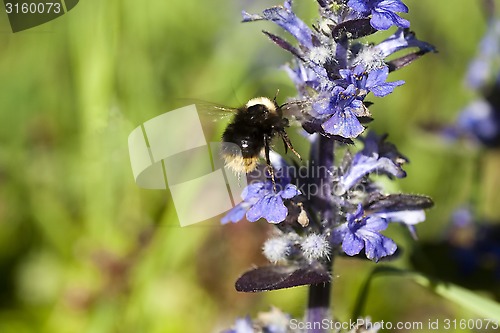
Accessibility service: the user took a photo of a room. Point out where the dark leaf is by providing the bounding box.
[332,19,377,42]
[262,31,304,60]
[235,263,331,292]
[358,116,374,124]
[325,58,342,80]
[364,193,434,212]
[387,49,434,72]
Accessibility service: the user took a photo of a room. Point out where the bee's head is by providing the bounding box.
[245,97,278,116]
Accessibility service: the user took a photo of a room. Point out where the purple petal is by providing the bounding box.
[363,232,397,261]
[246,198,266,222]
[313,87,345,115]
[390,13,410,28]
[374,210,425,239]
[371,11,398,30]
[283,63,319,91]
[467,58,491,90]
[344,84,358,95]
[365,216,389,232]
[242,182,266,200]
[342,233,365,256]
[280,184,300,199]
[260,2,314,48]
[347,0,371,13]
[364,67,404,96]
[222,204,248,224]
[374,210,426,226]
[331,224,348,244]
[457,100,499,142]
[339,68,353,81]
[322,109,365,138]
[263,195,288,223]
[340,155,404,191]
[366,67,389,87]
[376,29,435,58]
[378,0,408,13]
[370,80,405,97]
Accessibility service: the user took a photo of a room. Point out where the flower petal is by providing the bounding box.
[280,184,301,199]
[222,204,249,224]
[363,232,397,261]
[322,109,365,138]
[244,0,314,49]
[342,232,365,256]
[263,195,288,223]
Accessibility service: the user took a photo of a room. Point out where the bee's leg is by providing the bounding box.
[264,134,277,192]
[282,138,288,154]
[279,130,301,160]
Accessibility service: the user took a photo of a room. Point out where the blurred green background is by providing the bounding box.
[0,0,499,332]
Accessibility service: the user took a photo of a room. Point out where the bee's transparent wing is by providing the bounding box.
[185,101,238,140]
[281,99,314,123]
[195,101,238,122]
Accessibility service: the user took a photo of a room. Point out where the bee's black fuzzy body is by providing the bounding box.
[221,97,294,175]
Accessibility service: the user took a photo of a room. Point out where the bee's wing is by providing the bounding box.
[195,101,238,122]
[280,99,314,123]
[184,101,238,140]
[281,98,337,139]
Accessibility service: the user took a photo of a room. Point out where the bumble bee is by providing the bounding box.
[199,95,304,186]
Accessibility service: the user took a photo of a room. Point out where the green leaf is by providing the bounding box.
[411,273,500,321]
[352,266,500,321]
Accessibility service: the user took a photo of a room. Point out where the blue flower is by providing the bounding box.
[372,210,426,239]
[313,85,365,138]
[338,132,406,192]
[348,0,410,30]
[339,65,405,97]
[283,61,321,97]
[221,202,251,224]
[375,28,436,58]
[242,0,313,49]
[466,20,500,89]
[222,181,301,224]
[332,205,397,262]
[456,99,500,146]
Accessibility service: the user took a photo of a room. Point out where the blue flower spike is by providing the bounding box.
[220,3,434,321]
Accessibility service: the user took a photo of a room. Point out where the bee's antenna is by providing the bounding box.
[273,89,280,104]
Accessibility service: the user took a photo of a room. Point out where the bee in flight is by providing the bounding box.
[199,95,305,188]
